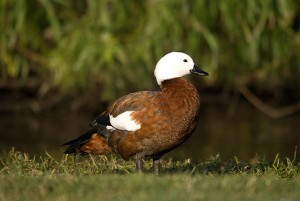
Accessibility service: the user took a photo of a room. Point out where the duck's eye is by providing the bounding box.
[183,59,188,62]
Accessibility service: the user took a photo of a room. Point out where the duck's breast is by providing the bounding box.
[117,78,200,158]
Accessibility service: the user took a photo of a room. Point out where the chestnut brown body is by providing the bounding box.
[63,78,200,160]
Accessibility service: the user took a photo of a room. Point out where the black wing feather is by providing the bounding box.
[62,128,97,154]
[89,115,111,127]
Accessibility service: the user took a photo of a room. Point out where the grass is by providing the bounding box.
[0,149,300,201]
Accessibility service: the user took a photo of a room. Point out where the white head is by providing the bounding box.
[154,52,208,85]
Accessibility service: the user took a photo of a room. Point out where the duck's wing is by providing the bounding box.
[90,91,159,130]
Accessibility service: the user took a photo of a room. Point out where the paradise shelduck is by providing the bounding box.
[62,52,208,174]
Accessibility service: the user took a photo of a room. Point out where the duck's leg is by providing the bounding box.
[153,156,161,175]
[135,158,143,173]
[134,153,144,173]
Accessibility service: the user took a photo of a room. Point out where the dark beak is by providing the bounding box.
[190,64,209,76]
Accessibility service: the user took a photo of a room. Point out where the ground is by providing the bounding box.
[0,149,299,201]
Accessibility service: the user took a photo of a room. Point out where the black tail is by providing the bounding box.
[62,128,97,155]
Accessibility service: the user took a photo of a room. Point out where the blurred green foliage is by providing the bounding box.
[1,0,300,100]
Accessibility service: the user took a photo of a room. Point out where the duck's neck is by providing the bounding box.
[160,78,194,92]
[160,77,200,118]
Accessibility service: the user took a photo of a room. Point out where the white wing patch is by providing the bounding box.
[106,126,116,130]
[109,111,141,132]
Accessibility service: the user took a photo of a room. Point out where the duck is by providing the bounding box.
[62,52,208,174]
